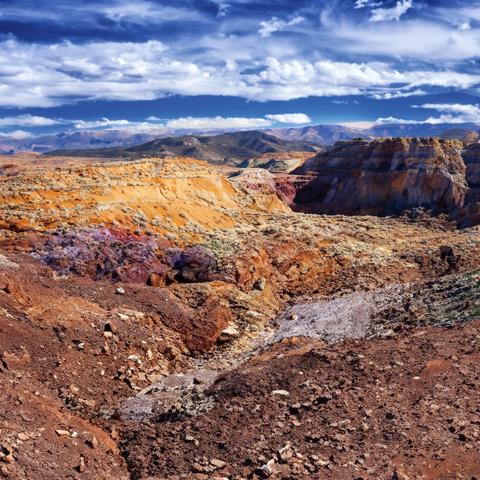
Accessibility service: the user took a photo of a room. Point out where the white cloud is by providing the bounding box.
[265,113,311,124]
[217,3,229,17]
[354,0,383,9]
[0,114,61,127]
[0,130,32,139]
[370,88,427,100]
[376,103,480,125]
[415,103,480,118]
[458,22,471,31]
[165,116,272,130]
[73,118,132,129]
[258,16,304,38]
[375,116,421,125]
[0,37,478,108]
[332,19,480,62]
[370,0,413,22]
[339,121,376,129]
[101,2,202,23]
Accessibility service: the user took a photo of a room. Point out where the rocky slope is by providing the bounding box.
[239,151,315,173]
[265,125,365,145]
[48,131,319,166]
[0,156,288,237]
[0,154,480,479]
[293,137,468,217]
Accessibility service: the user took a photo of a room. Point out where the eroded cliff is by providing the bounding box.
[293,137,467,217]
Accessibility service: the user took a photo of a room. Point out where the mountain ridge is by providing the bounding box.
[46,130,320,166]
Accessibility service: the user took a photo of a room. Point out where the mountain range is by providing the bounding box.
[47,130,320,166]
[267,122,480,144]
[1,122,479,157]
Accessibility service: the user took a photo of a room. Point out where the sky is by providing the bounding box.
[1,0,480,137]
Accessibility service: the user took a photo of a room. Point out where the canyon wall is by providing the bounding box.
[293,137,468,217]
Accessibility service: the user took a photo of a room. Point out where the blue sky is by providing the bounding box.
[1,0,480,137]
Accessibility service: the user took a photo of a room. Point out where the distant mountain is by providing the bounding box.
[439,128,480,143]
[267,122,480,146]
[48,130,320,166]
[0,129,174,154]
[2,122,480,156]
[368,122,480,139]
[266,124,366,145]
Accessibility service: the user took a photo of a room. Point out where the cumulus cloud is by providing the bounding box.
[0,37,478,108]
[370,0,412,22]
[265,113,311,124]
[258,16,305,38]
[0,114,61,127]
[165,116,272,130]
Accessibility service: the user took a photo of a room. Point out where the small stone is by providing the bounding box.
[78,456,86,473]
[271,390,290,397]
[115,287,125,295]
[1,466,9,477]
[76,342,85,351]
[192,463,206,473]
[254,277,266,291]
[290,313,298,321]
[3,456,13,465]
[254,464,273,478]
[55,429,70,437]
[219,325,240,342]
[210,458,226,469]
[89,436,99,449]
[17,433,29,441]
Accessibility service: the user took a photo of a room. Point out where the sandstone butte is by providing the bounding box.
[0,139,480,479]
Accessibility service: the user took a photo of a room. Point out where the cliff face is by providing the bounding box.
[463,143,480,202]
[293,138,468,216]
[457,143,480,226]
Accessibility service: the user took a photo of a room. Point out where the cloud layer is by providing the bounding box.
[0,0,479,128]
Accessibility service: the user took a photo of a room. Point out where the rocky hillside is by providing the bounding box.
[293,137,468,217]
[0,156,288,237]
[265,124,365,145]
[48,131,319,166]
[0,153,479,479]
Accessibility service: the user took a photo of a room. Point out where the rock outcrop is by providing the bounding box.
[293,137,468,217]
[457,143,480,226]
